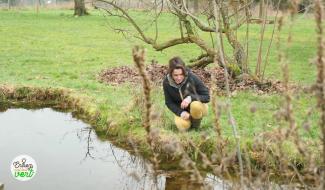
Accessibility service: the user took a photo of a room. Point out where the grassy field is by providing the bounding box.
[0,9,320,148]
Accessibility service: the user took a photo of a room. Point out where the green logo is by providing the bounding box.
[11,155,37,181]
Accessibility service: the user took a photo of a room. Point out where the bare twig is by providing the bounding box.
[212,0,244,186]
[132,46,160,183]
[314,0,325,188]
[261,0,282,81]
[255,0,269,78]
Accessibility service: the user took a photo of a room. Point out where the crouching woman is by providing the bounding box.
[163,57,210,131]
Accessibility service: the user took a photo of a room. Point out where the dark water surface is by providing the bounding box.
[0,108,226,190]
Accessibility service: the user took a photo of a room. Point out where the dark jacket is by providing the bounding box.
[163,69,210,116]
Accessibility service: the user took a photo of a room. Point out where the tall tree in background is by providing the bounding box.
[74,0,88,16]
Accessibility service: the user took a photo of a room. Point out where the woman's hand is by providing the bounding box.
[180,96,192,109]
[181,100,190,109]
[180,111,190,120]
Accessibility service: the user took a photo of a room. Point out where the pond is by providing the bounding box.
[0,108,227,190]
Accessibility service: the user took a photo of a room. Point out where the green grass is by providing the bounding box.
[0,9,320,146]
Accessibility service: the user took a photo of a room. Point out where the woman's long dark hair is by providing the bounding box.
[168,56,187,76]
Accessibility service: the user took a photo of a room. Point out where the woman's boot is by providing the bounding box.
[191,118,202,129]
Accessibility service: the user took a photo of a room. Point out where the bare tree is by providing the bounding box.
[74,0,88,16]
[95,0,277,78]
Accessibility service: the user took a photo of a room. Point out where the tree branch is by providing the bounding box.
[96,0,154,44]
[152,36,191,51]
[188,55,213,69]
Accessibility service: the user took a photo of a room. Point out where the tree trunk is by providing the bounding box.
[36,0,39,14]
[74,0,88,16]
[259,0,264,19]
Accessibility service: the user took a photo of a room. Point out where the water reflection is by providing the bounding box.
[0,108,226,190]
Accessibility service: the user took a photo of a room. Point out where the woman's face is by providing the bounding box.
[172,69,185,84]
